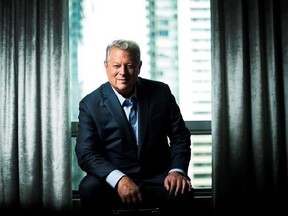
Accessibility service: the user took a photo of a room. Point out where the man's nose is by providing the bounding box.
[119,64,128,74]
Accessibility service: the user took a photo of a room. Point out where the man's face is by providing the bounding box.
[104,47,141,98]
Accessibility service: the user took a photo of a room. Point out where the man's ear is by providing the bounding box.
[138,61,142,72]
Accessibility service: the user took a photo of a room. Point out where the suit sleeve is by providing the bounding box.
[75,98,117,181]
[166,85,191,176]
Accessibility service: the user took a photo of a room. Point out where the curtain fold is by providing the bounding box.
[0,0,71,213]
[211,0,288,214]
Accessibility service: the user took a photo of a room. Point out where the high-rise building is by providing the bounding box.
[146,0,180,101]
[146,0,211,120]
[69,0,83,121]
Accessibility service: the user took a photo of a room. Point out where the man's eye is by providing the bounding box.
[127,65,135,69]
[113,65,121,69]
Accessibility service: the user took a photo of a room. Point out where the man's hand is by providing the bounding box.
[164,171,192,196]
[116,176,143,204]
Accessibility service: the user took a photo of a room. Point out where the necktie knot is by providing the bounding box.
[123,97,137,111]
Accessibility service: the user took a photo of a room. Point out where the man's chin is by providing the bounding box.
[117,87,133,98]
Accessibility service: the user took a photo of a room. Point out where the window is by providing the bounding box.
[69,0,211,191]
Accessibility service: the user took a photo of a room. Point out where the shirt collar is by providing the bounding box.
[111,86,137,106]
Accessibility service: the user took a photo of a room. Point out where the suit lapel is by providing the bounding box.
[136,79,149,156]
[102,83,136,147]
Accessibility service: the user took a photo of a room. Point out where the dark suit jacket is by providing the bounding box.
[75,77,191,184]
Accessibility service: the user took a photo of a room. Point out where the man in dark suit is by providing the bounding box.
[75,39,194,215]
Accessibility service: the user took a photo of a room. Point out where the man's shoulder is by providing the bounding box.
[80,82,110,103]
[138,77,168,89]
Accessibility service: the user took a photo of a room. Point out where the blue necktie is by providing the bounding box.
[123,97,137,144]
[129,97,137,140]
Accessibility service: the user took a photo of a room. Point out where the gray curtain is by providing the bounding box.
[0,0,71,213]
[211,0,288,214]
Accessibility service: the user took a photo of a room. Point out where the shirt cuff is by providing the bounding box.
[106,170,125,188]
[169,168,185,175]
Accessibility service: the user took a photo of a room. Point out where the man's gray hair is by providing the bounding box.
[105,39,141,63]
